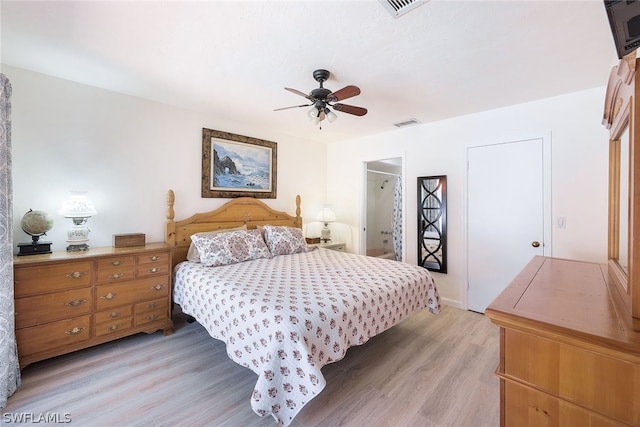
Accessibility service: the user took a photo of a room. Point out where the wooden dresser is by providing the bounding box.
[13,243,174,368]
[486,256,640,426]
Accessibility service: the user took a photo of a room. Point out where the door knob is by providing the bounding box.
[532,241,540,248]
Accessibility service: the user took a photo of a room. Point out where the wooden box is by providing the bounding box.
[305,237,321,244]
[112,233,145,248]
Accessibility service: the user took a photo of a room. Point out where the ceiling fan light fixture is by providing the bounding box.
[326,108,337,123]
[276,69,367,128]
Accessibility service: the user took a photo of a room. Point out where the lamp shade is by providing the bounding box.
[316,207,336,223]
[58,191,97,218]
[326,109,338,123]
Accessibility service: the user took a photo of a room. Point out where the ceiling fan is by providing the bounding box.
[274,69,367,127]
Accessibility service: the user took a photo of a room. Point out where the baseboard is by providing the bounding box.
[441,297,463,309]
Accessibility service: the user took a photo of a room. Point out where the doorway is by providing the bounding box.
[467,137,551,313]
[364,158,403,261]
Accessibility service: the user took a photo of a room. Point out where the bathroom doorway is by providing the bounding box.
[364,157,403,261]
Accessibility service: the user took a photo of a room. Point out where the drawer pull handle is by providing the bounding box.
[151,284,165,291]
[147,314,159,321]
[107,312,120,318]
[66,271,87,279]
[147,302,158,309]
[65,298,87,307]
[110,260,122,266]
[101,292,117,300]
[108,324,122,331]
[66,326,85,335]
[149,256,160,261]
[148,267,161,273]
[108,273,124,279]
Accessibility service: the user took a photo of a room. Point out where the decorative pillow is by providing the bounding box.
[186,225,247,262]
[191,229,272,267]
[263,225,307,256]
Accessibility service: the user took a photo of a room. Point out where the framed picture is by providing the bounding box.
[202,128,277,198]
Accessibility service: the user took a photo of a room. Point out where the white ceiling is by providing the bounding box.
[1,0,619,144]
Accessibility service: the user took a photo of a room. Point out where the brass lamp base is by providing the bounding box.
[67,243,89,252]
[320,226,331,243]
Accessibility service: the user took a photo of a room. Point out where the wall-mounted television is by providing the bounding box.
[605,0,640,58]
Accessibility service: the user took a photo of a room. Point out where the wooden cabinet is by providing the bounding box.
[486,256,640,426]
[13,243,173,368]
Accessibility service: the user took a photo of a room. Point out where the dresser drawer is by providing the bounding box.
[136,252,170,278]
[135,297,168,314]
[15,288,92,328]
[94,309,133,337]
[137,251,170,266]
[16,315,91,357]
[135,300,169,326]
[96,256,135,270]
[94,307,132,323]
[95,267,135,284]
[14,261,92,296]
[504,379,627,427]
[504,329,637,425]
[95,276,170,310]
[95,256,135,284]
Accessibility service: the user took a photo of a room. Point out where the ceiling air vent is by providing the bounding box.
[394,118,422,128]
[379,0,428,18]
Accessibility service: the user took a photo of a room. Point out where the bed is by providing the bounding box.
[165,190,441,425]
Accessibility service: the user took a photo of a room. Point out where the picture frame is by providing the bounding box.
[202,128,277,199]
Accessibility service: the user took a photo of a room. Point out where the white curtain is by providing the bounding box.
[0,73,20,409]
[392,177,402,261]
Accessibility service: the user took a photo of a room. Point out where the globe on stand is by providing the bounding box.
[18,209,53,256]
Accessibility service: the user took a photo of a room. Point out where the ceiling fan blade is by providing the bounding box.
[327,85,361,102]
[274,103,312,111]
[332,103,368,116]
[285,87,312,100]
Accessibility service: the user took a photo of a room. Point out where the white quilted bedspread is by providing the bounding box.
[173,248,441,425]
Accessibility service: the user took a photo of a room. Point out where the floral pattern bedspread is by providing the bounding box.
[173,248,441,425]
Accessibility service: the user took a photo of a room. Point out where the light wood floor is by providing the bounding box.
[2,305,500,427]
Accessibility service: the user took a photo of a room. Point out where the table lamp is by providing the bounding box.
[316,207,336,243]
[58,191,97,252]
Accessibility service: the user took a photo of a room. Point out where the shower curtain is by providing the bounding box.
[0,73,20,408]
[392,177,402,261]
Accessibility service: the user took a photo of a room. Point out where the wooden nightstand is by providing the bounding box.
[309,241,346,252]
[13,243,174,368]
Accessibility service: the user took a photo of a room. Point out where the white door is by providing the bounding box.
[467,138,548,313]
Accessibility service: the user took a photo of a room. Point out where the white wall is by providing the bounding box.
[5,65,328,252]
[6,64,611,309]
[326,87,610,307]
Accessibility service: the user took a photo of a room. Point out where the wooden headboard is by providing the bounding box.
[164,190,302,268]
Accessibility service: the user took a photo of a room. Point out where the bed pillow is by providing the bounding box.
[186,225,247,262]
[263,225,307,256]
[191,229,272,267]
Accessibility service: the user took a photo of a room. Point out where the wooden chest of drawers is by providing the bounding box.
[13,243,173,368]
[486,257,640,426]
